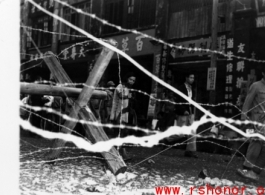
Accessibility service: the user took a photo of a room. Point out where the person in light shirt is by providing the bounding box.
[110,72,137,160]
[237,66,265,181]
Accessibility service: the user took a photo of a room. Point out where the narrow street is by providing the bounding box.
[20,136,265,194]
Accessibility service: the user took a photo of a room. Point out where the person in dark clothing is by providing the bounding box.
[168,72,198,158]
[155,111,167,132]
[28,76,49,136]
[29,95,49,127]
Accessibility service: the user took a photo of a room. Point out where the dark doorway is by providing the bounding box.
[170,62,210,120]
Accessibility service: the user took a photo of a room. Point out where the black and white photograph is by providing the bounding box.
[3,0,265,194]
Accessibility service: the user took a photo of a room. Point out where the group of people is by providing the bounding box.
[20,76,64,135]
[20,67,265,181]
[154,67,265,183]
[87,73,138,127]
[20,72,138,159]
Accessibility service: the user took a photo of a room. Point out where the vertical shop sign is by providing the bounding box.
[233,40,248,110]
[148,54,161,118]
[153,54,161,94]
[224,36,234,115]
[147,93,157,117]
[160,44,168,81]
[207,67,217,90]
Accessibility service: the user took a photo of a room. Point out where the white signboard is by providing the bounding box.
[207,67,217,90]
[147,93,157,117]
[256,16,265,28]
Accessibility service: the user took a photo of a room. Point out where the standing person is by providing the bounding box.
[237,67,265,181]
[174,72,198,158]
[89,84,102,121]
[163,91,178,128]
[155,111,167,132]
[110,72,137,159]
[99,81,116,124]
[20,94,30,120]
[28,76,49,136]
[43,78,63,132]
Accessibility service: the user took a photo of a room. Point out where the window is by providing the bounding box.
[126,0,156,29]
[128,0,134,14]
[103,0,124,34]
[138,0,156,28]
[103,0,156,34]
[127,0,135,28]
[61,2,91,42]
[28,16,52,48]
[40,16,52,46]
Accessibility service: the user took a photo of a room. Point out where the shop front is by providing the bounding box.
[103,29,161,120]
[21,47,53,82]
[58,40,100,84]
[167,35,228,119]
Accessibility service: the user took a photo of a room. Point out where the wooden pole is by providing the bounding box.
[20,82,107,99]
[209,0,218,108]
[44,52,73,85]
[43,42,127,175]
[51,1,61,54]
[21,0,29,61]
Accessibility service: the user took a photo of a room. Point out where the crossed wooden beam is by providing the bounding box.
[22,42,127,175]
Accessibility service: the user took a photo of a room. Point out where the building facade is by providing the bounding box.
[164,0,265,119]
[20,0,167,120]
[20,0,265,120]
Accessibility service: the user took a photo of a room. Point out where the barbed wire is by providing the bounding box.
[53,0,265,64]
[30,80,244,113]
[22,1,265,64]
[20,103,265,142]
[27,0,259,145]
[20,107,91,142]
[127,140,265,171]
[23,1,265,178]
[20,135,265,172]
[20,60,44,73]
[21,25,88,38]
[20,146,90,158]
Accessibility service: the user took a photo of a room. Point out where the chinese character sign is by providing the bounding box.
[135,35,145,51]
[160,45,168,81]
[122,37,129,52]
[111,29,155,59]
[152,54,161,94]
[207,67,216,90]
[224,36,234,115]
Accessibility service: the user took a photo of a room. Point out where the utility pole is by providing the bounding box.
[51,1,61,55]
[21,0,29,61]
[209,0,218,109]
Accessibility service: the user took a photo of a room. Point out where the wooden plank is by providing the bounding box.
[20,82,107,99]
[44,51,73,85]
[78,107,127,175]
[43,43,127,175]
